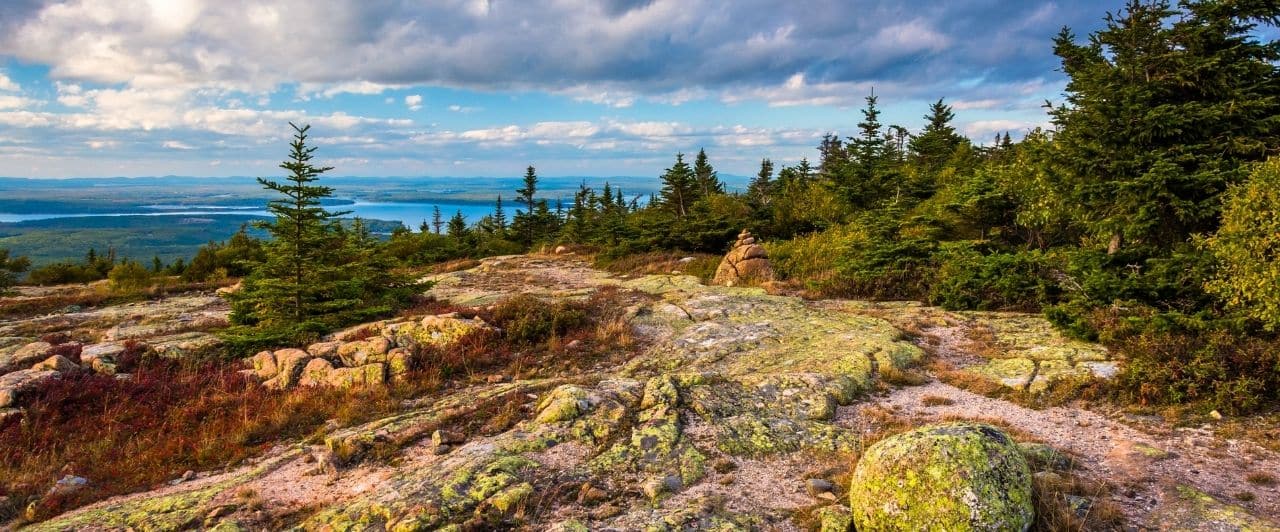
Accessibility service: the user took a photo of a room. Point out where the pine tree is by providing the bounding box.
[493,195,507,233]
[431,205,444,234]
[447,210,468,238]
[229,123,365,333]
[909,98,964,172]
[693,148,724,197]
[1051,0,1280,251]
[513,166,544,245]
[748,158,775,206]
[659,152,698,219]
[0,248,30,294]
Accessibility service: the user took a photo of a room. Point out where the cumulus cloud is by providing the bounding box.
[0,71,19,92]
[0,0,1110,102]
[405,94,423,111]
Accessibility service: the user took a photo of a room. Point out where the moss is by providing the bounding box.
[1133,443,1169,459]
[29,449,301,531]
[481,482,533,516]
[848,423,1033,532]
[814,505,855,532]
[1149,485,1279,530]
[535,385,589,424]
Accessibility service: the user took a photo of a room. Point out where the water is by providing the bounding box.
[0,200,501,230]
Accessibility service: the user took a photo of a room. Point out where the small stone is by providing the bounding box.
[806,478,836,497]
[554,245,569,254]
[31,355,78,373]
[718,474,736,485]
[49,475,89,495]
[431,429,465,446]
[577,482,608,504]
[486,374,508,384]
[566,339,582,349]
[1209,410,1223,420]
[590,503,623,520]
[642,475,682,499]
[182,470,196,481]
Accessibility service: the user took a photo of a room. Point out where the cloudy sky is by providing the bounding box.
[0,0,1118,178]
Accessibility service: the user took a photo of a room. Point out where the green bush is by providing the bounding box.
[107,261,153,292]
[929,244,1056,311]
[1204,158,1280,330]
[489,295,590,345]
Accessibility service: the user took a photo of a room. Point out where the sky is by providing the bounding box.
[0,0,1122,178]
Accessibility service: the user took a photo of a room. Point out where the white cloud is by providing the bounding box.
[0,94,34,110]
[0,71,19,92]
[163,140,195,150]
[405,94,423,111]
[447,104,481,113]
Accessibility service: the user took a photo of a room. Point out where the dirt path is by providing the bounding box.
[876,320,1280,529]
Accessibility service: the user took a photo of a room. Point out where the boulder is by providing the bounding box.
[387,348,412,382]
[326,363,386,389]
[273,349,312,388]
[81,343,125,361]
[249,351,278,379]
[336,337,391,367]
[0,369,58,408]
[392,315,494,351]
[2,341,53,372]
[848,423,1033,531]
[307,341,342,359]
[712,230,774,287]
[299,358,336,388]
[32,355,78,373]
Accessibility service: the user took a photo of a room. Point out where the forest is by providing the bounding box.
[4,0,1279,414]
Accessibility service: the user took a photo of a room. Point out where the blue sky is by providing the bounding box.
[0,0,1121,178]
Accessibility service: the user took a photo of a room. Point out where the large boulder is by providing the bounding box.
[299,358,336,387]
[327,363,386,389]
[712,230,774,287]
[32,355,79,373]
[1,341,53,373]
[0,369,58,408]
[848,423,1033,531]
[273,349,312,388]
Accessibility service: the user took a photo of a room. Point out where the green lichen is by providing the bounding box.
[848,423,1033,532]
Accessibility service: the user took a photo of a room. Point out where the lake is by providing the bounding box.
[0,200,501,230]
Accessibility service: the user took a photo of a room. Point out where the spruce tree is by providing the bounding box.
[909,98,964,172]
[493,195,507,233]
[0,248,30,294]
[1051,0,1280,251]
[431,205,444,234]
[513,166,543,245]
[693,148,724,197]
[230,123,352,330]
[447,210,468,238]
[658,152,698,219]
[748,158,775,207]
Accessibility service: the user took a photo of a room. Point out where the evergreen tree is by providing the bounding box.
[693,148,724,197]
[658,152,698,219]
[493,195,507,233]
[909,98,964,172]
[0,248,30,294]
[447,210,468,238]
[228,124,418,339]
[432,205,444,234]
[747,158,775,207]
[1051,0,1280,251]
[152,255,164,273]
[230,123,352,330]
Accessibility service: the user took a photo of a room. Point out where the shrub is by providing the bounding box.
[26,262,102,286]
[1078,305,1280,414]
[488,294,590,346]
[1204,158,1280,330]
[107,261,153,292]
[929,244,1057,311]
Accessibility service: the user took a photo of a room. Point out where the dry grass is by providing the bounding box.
[1246,471,1277,487]
[921,395,956,407]
[428,258,481,274]
[1,288,645,525]
[878,365,930,387]
[1031,471,1124,531]
[595,251,721,282]
[0,278,235,321]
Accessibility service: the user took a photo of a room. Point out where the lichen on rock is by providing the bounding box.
[848,422,1034,532]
